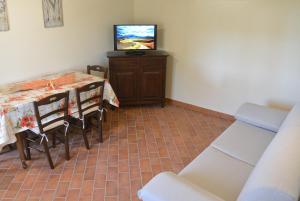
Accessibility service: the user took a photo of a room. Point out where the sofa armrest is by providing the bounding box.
[235,103,289,132]
[138,172,224,201]
[237,103,300,201]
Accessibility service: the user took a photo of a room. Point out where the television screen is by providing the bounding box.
[114,25,157,51]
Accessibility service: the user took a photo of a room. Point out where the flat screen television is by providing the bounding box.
[114,24,157,51]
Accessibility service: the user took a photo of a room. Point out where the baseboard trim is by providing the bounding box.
[165,98,235,121]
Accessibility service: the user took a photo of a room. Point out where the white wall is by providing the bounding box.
[134,0,300,114]
[2,0,300,115]
[0,0,134,85]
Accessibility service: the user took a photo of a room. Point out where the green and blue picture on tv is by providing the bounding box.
[115,25,156,50]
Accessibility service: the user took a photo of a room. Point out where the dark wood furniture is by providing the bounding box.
[87,65,108,79]
[107,51,168,107]
[0,144,14,154]
[24,92,70,169]
[87,65,109,120]
[16,133,28,169]
[70,81,105,149]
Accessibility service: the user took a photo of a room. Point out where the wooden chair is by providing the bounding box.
[70,81,105,149]
[87,65,109,120]
[24,92,70,169]
[0,144,15,155]
[87,65,108,79]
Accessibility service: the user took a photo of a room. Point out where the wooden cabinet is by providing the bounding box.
[108,51,168,107]
[109,58,139,105]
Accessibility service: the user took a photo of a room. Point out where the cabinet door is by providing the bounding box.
[140,57,166,103]
[110,58,139,105]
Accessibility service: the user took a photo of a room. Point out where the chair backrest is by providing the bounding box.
[33,91,69,134]
[87,65,108,79]
[75,81,105,119]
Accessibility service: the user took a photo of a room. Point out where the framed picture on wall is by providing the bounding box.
[42,0,64,28]
[0,0,9,31]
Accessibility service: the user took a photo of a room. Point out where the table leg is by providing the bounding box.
[15,133,28,169]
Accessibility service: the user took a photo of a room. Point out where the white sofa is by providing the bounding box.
[138,103,300,201]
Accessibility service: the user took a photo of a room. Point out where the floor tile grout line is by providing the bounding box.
[64,130,82,201]
[140,107,154,185]
[171,106,192,166]
[126,108,134,201]
[91,130,99,201]
[165,106,185,170]
[0,105,231,201]
[163,107,185,170]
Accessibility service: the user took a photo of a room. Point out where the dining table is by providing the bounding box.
[0,71,119,168]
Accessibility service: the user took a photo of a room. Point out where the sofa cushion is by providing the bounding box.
[179,146,253,201]
[138,172,225,201]
[212,121,275,166]
[235,103,288,132]
[238,103,300,201]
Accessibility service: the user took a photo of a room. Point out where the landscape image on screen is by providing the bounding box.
[116,25,155,50]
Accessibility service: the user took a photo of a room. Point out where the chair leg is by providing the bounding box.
[110,105,115,111]
[42,138,54,169]
[97,113,103,143]
[24,134,31,160]
[8,144,14,151]
[52,133,56,148]
[96,118,99,129]
[103,110,107,122]
[82,127,90,150]
[15,133,28,169]
[64,134,70,161]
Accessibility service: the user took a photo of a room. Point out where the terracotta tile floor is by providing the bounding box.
[0,105,233,201]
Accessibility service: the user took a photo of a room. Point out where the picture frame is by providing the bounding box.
[0,0,9,31]
[42,0,64,28]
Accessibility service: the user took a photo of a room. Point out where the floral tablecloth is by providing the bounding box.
[0,71,119,151]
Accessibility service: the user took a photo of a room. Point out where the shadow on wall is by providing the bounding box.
[157,27,175,99]
[268,101,293,111]
[157,27,164,48]
[166,54,174,98]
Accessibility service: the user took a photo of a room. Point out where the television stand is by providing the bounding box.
[107,50,169,107]
[125,51,146,56]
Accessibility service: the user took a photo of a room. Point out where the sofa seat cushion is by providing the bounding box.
[212,121,276,166]
[138,172,225,201]
[235,103,288,132]
[179,147,253,201]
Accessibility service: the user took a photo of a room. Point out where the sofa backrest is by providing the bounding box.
[237,103,300,201]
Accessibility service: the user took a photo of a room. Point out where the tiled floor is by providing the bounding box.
[0,105,233,201]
